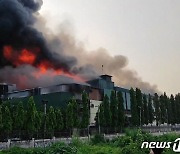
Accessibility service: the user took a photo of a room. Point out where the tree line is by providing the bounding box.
[95,88,180,132]
[0,91,89,140]
[94,91,125,133]
[130,88,180,126]
[1,87,180,140]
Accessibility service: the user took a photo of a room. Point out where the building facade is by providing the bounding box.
[0,74,132,126]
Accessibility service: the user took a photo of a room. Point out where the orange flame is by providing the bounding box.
[3,46,13,60]
[3,45,84,85]
[18,49,36,65]
[3,45,36,66]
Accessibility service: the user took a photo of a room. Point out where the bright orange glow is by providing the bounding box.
[38,60,53,73]
[18,49,36,65]
[3,45,36,66]
[3,46,13,60]
[3,45,85,86]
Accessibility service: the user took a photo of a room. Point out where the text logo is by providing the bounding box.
[141,138,180,152]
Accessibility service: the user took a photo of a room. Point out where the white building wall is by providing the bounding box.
[90,100,102,126]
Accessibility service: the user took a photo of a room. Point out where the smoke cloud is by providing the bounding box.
[46,27,159,94]
[0,0,76,70]
[0,0,159,94]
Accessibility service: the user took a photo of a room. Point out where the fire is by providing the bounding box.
[3,45,84,86]
[34,60,83,82]
[18,49,36,65]
[38,60,53,73]
[3,46,12,60]
[3,45,36,66]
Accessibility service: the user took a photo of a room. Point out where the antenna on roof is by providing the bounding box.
[102,65,104,75]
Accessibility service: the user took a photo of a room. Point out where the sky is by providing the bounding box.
[40,0,180,95]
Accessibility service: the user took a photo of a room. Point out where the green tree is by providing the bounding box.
[14,102,25,137]
[81,92,89,128]
[71,98,80,128]
[34,111,42,138]
[117,91,125,131]
[66,102,73,132]
[136,88,143,126]
[103,95,111,129]
[62,109,67,130]
[99,104,105,127]
[130,88,138,126]
[159,95,166,124]
[55,108,64,131]
[3,106,13,138]
[95,103,105,128]
[154,93,160,126]
[0,105,3,132]
[167,97,172,125]
[26,96,37,138]
[47,106,56,136]
[175,94,180,124]
[110,91,118,129]
[147,94,153,125]
[142,95,148,125]
[170,94,176,125]
[163,93,169,124]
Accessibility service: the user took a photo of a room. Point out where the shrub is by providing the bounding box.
[157,133,180,142]
[1,143,77,154]
[45,142,77,154]
[1,147,33,154]
[125,128,139,141]
[71,136,84,147]
[91,134,105,145]
[113,136,133,148]
[121,143,145,154]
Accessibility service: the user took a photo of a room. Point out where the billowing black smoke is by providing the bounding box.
[0,0,76,70]
[0,0,159,94]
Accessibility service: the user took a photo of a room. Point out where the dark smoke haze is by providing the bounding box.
[44,28,159,94]
[0,0,76,70]
[0,0,159,94]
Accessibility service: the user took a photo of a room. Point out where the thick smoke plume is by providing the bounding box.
[0,0,87,89]
[46,29,159,94]
[0,0,76,71]
[0,0,159,94]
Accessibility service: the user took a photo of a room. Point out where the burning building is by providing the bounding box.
[0,74,132,126]
[0,0,157,126]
